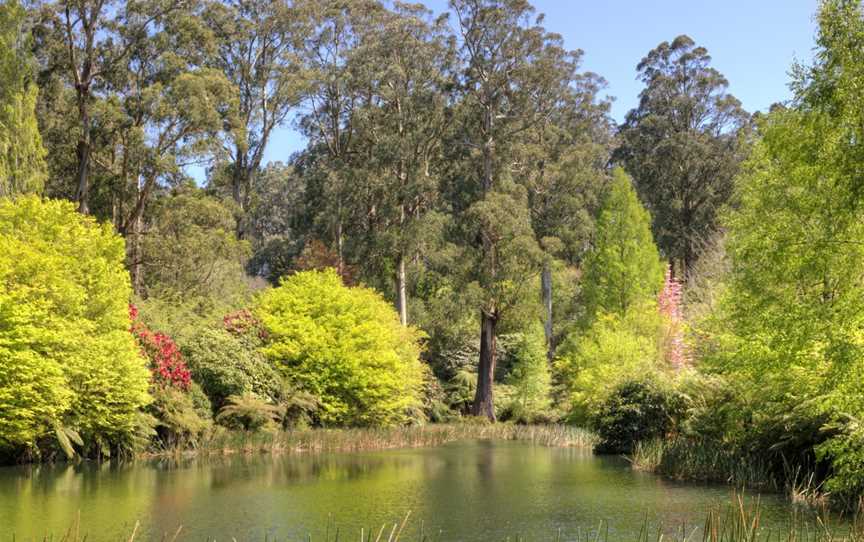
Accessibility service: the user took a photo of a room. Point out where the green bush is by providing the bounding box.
[0,197,151,455]
[591,379,684,454]
[256,269,425,427]
[555,301,665,423]
[149,384,211,448]
[502,324,552,423]
[183,327,282,411]
[216,394,283,432]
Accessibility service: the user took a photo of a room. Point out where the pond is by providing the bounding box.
[0,440,839,541]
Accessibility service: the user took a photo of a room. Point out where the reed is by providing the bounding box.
[143,423,598,459]
[629,438,779,491]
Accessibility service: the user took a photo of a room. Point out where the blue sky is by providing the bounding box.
[255,0,820,168]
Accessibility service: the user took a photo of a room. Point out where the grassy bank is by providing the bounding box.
[145,423,598,459]
[629,439,841,511]
[38,496,864,541]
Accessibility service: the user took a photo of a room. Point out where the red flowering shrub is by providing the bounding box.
[129,304,191,390]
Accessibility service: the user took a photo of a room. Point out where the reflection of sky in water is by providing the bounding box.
[0,440,844,541]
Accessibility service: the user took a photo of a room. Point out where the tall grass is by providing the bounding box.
[37,495,864,542]
[145,423,598,459]
[630,438,779,491]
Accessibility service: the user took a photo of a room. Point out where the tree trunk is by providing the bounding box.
[75,133,91,214]
[472,310,497,421]
[128,210,143,296]
[396,253,408,326]
[541,262,553,362]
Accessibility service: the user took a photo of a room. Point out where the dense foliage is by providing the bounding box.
[592,380,684,454]
[0,197,150,456]
[256,270,425,426]
[1,0,863,510]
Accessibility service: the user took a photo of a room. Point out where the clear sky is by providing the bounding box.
[254,0,820,168]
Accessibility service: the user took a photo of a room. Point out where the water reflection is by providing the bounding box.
[0,440,843,541]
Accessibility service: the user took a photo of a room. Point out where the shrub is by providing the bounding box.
[503,324,552,423]
[255,269,425,427]
[149,384,211,448]
[216,394,283,432]
[0,197,151,455]
[555,301,665,423]
[591,379,684,454]
[183,327,281,411]
[130,304,191,390]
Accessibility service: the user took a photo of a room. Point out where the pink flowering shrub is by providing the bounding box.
[129,304,191,390]
[658,265,690,369]
[223,308,267,340]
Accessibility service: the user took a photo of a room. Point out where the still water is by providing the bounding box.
[0,440,836,541]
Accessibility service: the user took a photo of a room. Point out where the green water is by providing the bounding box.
[0,440,838,541]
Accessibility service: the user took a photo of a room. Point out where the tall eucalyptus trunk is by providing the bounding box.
[472,309,498,421]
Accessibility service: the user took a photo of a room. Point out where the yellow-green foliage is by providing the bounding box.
[0,197,150,451]
[255,269,425,427]
[580,168,663,324]
[555,301,665,422]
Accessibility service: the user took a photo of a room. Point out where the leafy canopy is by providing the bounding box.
[580,168,663,325]
[256,269,425,427]
[0,197,150,451]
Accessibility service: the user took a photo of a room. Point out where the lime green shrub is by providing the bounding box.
[555,302,665,423]
[255,269,425,427]
[0,197,150,455]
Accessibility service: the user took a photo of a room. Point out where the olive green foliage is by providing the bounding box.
[592,379,684,454]
[615,35,749,272]
[256,269,425,427]
[503,324,552,423]
[0,197,150,453]
[142,190,252,306]
[580,168,663,325]
[183,327,282,411]
[0,0,46,197]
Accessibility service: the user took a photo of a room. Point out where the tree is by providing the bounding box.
[0,0,47,196]
[295,0,387,276]
[255,269,424,426]
[615,35,749,274]
[0,197,150,455]
[201,0,308,229]
[449,0,580,420]
[522,76,614,360]
[712,0,864,500]
[140,189,251,307]
[580,168,664,326]
[347,2,454,326]
[38,0,182,214]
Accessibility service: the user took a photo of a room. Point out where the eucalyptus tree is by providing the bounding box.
[201,0,309,230]
[112,9,236,292]
[615,35,749,274]
[348,2,455,325]
[295,0,388,276]
[521,73,614,359]
[36,0,186,214]
[449,0,582,420]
